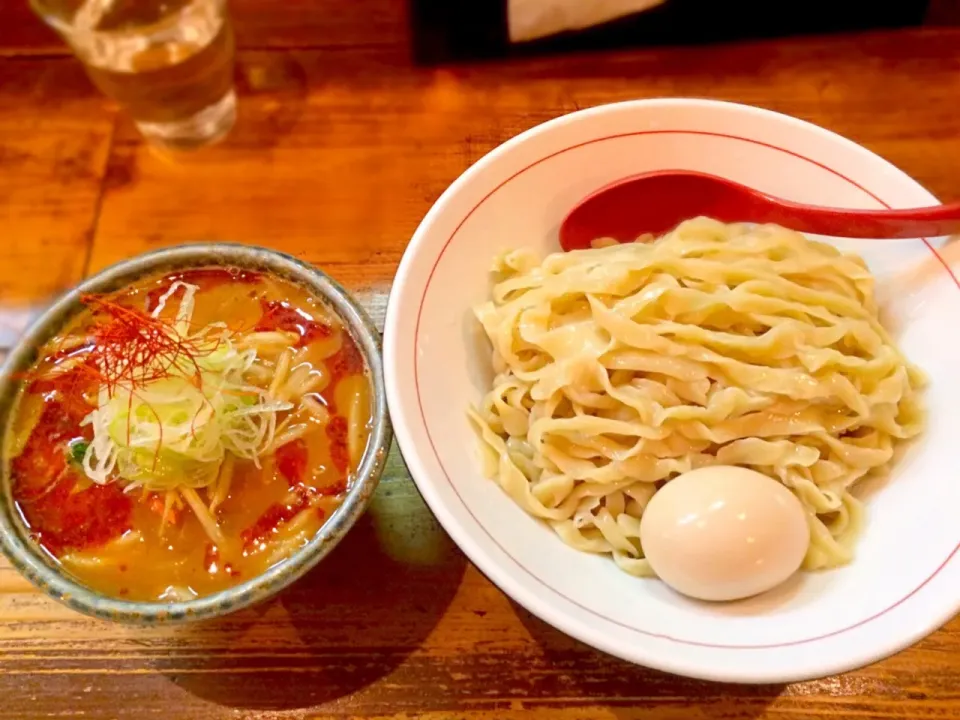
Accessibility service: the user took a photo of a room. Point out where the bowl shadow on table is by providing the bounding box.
[166,449,467,712]
[511,600,786,718]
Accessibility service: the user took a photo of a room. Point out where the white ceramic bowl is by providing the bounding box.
[384,99,960,683]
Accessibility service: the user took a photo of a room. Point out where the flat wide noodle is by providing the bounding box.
[469,218,926,576]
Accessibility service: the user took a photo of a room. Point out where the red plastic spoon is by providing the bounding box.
[559,170,960,252]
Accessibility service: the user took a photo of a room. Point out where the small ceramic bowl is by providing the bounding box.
[0,243,392,623]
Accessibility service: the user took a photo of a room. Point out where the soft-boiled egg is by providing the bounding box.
[639,465,810,602]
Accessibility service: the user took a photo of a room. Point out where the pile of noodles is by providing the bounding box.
[469,217,926,576]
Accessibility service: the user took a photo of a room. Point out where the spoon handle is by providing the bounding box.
[748,198,960,239]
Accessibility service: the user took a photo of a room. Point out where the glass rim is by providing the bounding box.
[29,0,227,41]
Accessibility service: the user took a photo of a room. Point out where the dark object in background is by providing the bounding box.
[410,0,933,63]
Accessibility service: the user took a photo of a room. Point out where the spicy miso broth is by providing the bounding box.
[4,267,371,601]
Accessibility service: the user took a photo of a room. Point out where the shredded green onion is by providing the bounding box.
[81,281,292,492]
[68,439,89,467]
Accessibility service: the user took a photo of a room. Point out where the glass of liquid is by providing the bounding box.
[31,0,236,150]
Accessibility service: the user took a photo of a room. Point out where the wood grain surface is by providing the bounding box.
[1,5,959,718]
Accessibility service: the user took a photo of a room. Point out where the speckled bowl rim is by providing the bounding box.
[0,243,392,623]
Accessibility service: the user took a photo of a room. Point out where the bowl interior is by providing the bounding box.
[385,99,960,682]
[0,244,391,623]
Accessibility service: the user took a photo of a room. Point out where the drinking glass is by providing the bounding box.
[31,0,237,150]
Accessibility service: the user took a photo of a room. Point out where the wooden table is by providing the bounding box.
[2,5,960,717]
